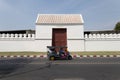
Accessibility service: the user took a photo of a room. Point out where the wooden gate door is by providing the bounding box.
[52,28,67,47]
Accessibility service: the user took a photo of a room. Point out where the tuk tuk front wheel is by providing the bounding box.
[68,56,72,60]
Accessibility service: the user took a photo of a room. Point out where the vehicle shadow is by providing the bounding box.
[0,58,32,78]
[0,58,53,79]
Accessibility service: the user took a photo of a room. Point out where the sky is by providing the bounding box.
[0,0,120,31]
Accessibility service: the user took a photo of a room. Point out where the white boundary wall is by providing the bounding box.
[0,34,35,52]
[0,33,120,52]
[85,33,120,51]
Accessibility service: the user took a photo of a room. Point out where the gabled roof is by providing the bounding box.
[36,14,84,25]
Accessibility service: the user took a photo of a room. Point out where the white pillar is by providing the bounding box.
[15,34,18,38]
[89,34,93,38]
[113,33,117,38]
[10,34,14,38]
[105,34,109,38]
[6,34,9,38]
[85,34,88,38]
[109,34,112,38]
[2,34,5,38]
[118,34,120,38]
[101,34,105,38]
[96,34,100,38]
[28,34,31,38]
[23,34,26,38]
[19,34,22,38]
[93,34,96,38]
[32,34,35,38]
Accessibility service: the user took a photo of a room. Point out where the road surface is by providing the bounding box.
[0,57,120,80]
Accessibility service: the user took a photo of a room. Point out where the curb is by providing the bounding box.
[72,55,120,58]
[0,55,47,58]
[0,55,120,58]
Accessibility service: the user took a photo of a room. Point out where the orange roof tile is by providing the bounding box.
[36,14,84,25]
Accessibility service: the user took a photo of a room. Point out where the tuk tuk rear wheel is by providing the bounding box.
[50,56,55,60]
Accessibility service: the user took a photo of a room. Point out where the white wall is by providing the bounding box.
[36,25,52,39]
[0,34,35,52]
[1,32,120,52]
[35,24,84,51]
[68,39,85,51]
[34,39,51,52]
[85,39,120,51]
[36,25,84,39]
[34,39,85,52]
[85,34,120,51]
[0,40,35,52]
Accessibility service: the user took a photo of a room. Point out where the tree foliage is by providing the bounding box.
[114,22,120,31]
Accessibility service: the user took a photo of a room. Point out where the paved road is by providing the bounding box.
[0,57,120,80]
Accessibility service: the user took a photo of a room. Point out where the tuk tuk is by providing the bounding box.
[47,46,72,60]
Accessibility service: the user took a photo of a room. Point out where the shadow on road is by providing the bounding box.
[0,58,33,78]
[0,58,52,79]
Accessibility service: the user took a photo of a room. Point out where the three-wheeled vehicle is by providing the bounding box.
[47,46,72,60]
